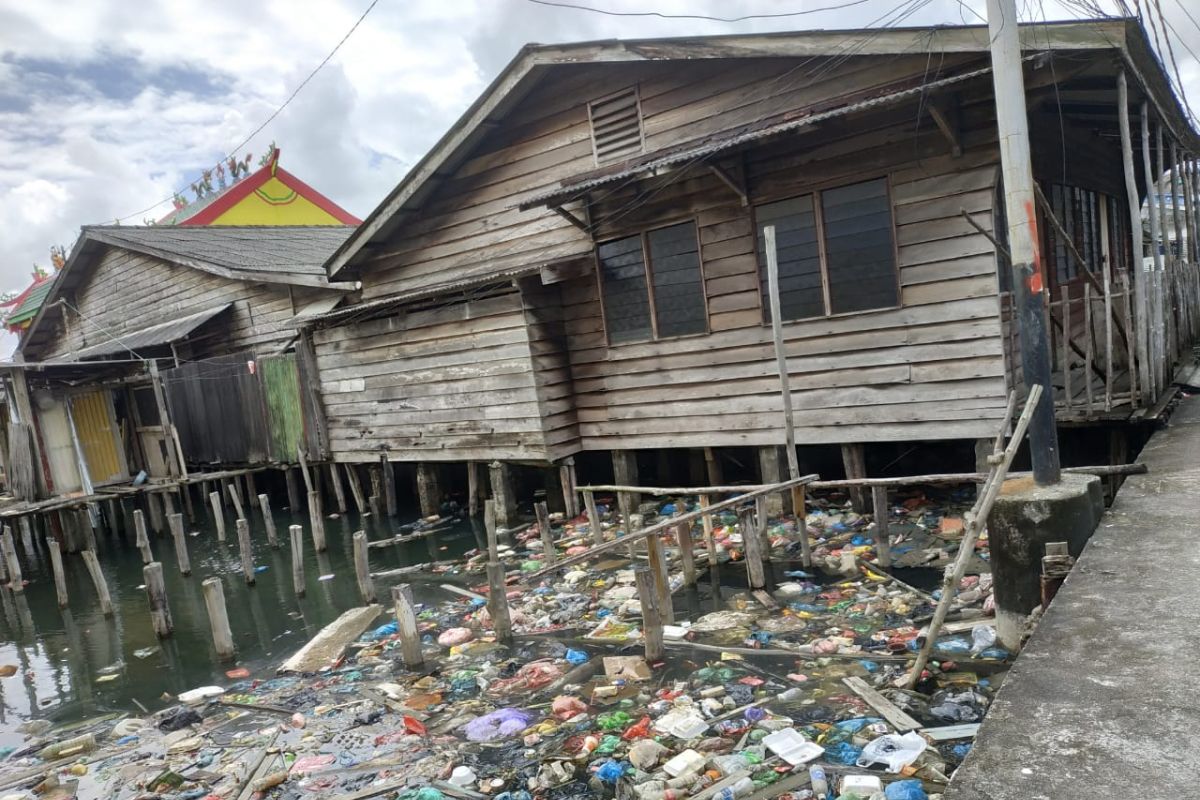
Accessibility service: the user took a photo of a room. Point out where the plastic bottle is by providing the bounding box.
[714,776,754,800]
[809,765,829,800]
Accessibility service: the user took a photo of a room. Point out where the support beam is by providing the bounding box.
[708,164,748,205]
[488,461,518,528]
[1118,71,1152,401]
[927,100,963,157]
[353,531,375,604]
[169,512,191,576]
[392,585,423,669]
[467,461,481,517]
[345,464,367,516]
[841,443,868,513]
[209,491,226,541]
[416,463,440,518]
[202,577,235,660]
[143,562,173,638]
[258,494,278,548]
[328,463,347,514]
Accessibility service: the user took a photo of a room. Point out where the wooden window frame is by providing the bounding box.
[595,217,711,346]
[587,85,647,167]
[752,174,902,324]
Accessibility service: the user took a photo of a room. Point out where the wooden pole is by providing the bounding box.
[676,518,697,586]
[416,463,439,518]
[133,509,153,564]
[236,519,255,584]
[353,531,375,604]
[583,489,603,546]
[145,492,165,535]
[392,584,424,668]
[245,472,258,509]
[147,360,183,477]
[289,524,305,596]
[1118,71,1152,405]
[559,457,579,518]
[168,512,191,576]
[227,482,245,521]
[285,467,301,511]
[840,443,869,512]
[634,566,664,663]
[484,499,512,642]
[201,577,235,660]
[1143,107,1165,399]
[703,447,722,484]
[739,505,766,590]
[467,461,480,517]
[535,501,556,566]
[297,444,314,494]
[369,493,383,521]
[308,491,326,552]
[645,531,674,623]
[258,494,278,548]
[328,463,347,514]
[1084,282,1095,412]
[381,455,397,517]
[17,517,34,557]
[182,484,196,523]
[1062,283,1072,410]
[209,491,226,541]
[700,494,716,565]
[871,485,892,568]
[80,550,113,616]
[0,527,21,591]
[47,537,68,608]
[143,562,173,638]
[345,464,367,516]
[488,461,516,527]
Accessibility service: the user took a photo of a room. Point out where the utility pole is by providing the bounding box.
[986,0,1061,485]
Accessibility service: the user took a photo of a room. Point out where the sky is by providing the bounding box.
[1,0,1198,356]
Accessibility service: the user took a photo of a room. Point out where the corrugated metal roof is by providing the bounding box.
[83,225,355,277]
[75,303,232,360]
[521,63,995,210]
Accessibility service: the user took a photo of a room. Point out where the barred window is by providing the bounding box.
[599,222,707,344]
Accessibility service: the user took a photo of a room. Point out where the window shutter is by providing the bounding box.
[589,87,644,165]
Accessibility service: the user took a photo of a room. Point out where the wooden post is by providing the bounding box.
[791,482,810,566]
[369,493,383,520]
[0,527,21,591]
[840,444,868,513]
[763,223,804,510]
[381,455,397,517]
[700,494,716,564]
[133,509,153,564]
[488,461,517,527]
[328,463,347,514]
[308,491,326,552]
[676,518,697,586]
[18,517,34,556]
[285,467,301,511]
[416,462,439,518]
[739,505,766,590]
[236,519,255,584]
[168,512,191,576]
[756,446,786,517]
[583,489,603,546]
[559,457,579,518]
[703,447,722,484]
[209,491,226,541]
[298,445,314,494]
[227,482,246,521]
[1143,106,1165,399]
[1062,283,1072,410]
[755,494,773,564]
[162,489,177,520]
[245,472,259,509]
[634,566,664,663]
[345,464,367,516]
[289,524,305,596]
[352,531,375,604]
[871,485,893,568]
[182,485,196,523]
[1118,77,1150,404]
[143,562,173,637]
[258,494,278,548]
[78,507,97,553]
[1084,282,1095,412]
[484,499,512,642]
[201,577,235,660]
[392,585,423,669]
[612,450,640,557]
[645,531,674,623]
[147,360,183,477]
[146,491,165,535]
[80,550,113,616]
[535,501,556,566]
[47,538,68,608]
[467,461,481,517]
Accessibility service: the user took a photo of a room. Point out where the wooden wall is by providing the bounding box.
[311,292,554,462]
[34,246,329,361]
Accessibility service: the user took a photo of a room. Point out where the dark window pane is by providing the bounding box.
[133,387,160,426]
[599,235,652,343]
[821,178,897,314]
[648,222,706,337]
[756,195,824,321]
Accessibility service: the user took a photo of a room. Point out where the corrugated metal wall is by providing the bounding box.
[163,353,271,465]
[70,390,123,483]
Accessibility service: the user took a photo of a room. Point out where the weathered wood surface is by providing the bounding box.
[278,605,381,673]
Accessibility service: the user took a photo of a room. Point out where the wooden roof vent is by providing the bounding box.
[588,87,645,165]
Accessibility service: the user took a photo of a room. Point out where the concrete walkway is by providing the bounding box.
[948,392,1200,798]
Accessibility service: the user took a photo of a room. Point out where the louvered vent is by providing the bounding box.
[589,87,644,165]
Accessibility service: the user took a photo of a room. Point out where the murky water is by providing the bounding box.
[0,497,481,749]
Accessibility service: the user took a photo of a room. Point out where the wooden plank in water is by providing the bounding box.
[277,605,382,673]
[842,676,922,731]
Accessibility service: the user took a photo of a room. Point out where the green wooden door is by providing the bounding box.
[259,354,304,463]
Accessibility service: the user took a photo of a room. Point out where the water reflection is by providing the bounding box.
[0,498,477,749]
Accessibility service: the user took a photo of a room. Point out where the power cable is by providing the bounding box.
[523,0,880,22]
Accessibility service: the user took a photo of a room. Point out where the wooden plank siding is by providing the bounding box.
[36,246,327,361]
[319,54,1012,460]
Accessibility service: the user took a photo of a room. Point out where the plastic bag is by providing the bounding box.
[969,626,997,655]
[463,708,536,742]
[855,731,926,773]
[884,779,929,800]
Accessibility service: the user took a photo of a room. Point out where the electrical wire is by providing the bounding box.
[109,0,381,225]
[522,0,880,22]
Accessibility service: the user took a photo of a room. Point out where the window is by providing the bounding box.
[589,87,644,165]
[755,177,898,321]
[1046,184,1122,283]
[599,221,707,344]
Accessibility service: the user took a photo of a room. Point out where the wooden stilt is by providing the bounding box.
[236,519,255,584]
[258,494,279,548]
[535,501,556,566]
[381,456,397,517]
[484,499,512,642]
[162,490,177,521]
[871,485,892,568]
[645,531,674,623]
[791,483,811,568]
[201,577,235,660]
[18,517,34,556]
[700,494,716,565]
[1,527,22,591]
[392,584,423,669]
[285,467,302,511]
[146,491,165,535]
[134,510,153,564]
[676,517,697,586]
[740,505,766,590]
[369,493,383,520]
[208,492,226,541]
[47,538,68,608]
[612,451,640,557]
[757,446,787,516]
[81,550,113,616]
[583,489,603,546]
[227,482,246,521]
[467,461,480,517]
[352,531,375,604]
[755,495,773,564]
[841,443,869,512]
[143,562,172,637]
[345,463,367,515]
[703,447,722,484]
[246,472,259,508]
[1084,282,1095,412]
[78,508,97,553]
[289,524,305,596]
[297,444,314,494]
[416,463,439,518]
[106,499,121,534]
[488,461,518,528]
[634,566,664,663]
[328,463,347,514]
[1062,283,1073,410]
[182,485,196,523]
[168,513,191,576]
[308,491,326,552]
[559,457,579,518]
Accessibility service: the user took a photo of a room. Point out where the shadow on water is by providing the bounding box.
[0,498,479,748]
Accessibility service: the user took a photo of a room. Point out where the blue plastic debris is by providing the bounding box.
[822,741,863,765]
[368,621,399,640]
[884,779,928,800]
[565,649,589,665]
[596,759,627,783]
